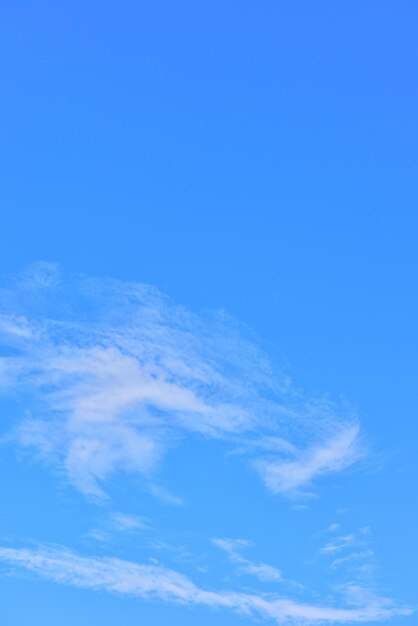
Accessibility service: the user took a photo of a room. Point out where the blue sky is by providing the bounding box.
[0,2,417,625]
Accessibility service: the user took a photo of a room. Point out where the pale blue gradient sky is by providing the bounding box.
[0,3,417,625]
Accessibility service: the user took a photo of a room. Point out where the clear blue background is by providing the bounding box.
[0,2,417,624]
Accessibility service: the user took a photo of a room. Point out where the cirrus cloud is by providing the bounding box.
[0,263,363,499]
[0,544,411,626]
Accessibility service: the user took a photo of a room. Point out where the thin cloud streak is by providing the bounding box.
[0,544,411,625]
[212,537,283,582]
[257,425,361,496]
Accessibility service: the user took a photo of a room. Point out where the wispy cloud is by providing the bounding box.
[321,533,357,554]
[320,526,371,556]
[86,511,149,543]
[0,265,410,625]
[110,512,148,532]
[319,526,376,579]
[212,537,283,582]
[331,550,375,570]
[0,263,363,499]
[0,544,410,625]
[257,425,362,497]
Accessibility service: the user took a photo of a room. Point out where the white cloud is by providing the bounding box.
[110,512,148,532]
[331,550,375,569]
[257,425,361,496]
[0,314,33,339]
[0,266,408,625]
[86,511,149,543]
[0,544,410,625]
[320,526,372,557]
[0,264,363,498]
[318,526,376,577]
[321,533,357,554]
[148,484,185,506]
[327,523,340,532]
[212,537,283,582]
